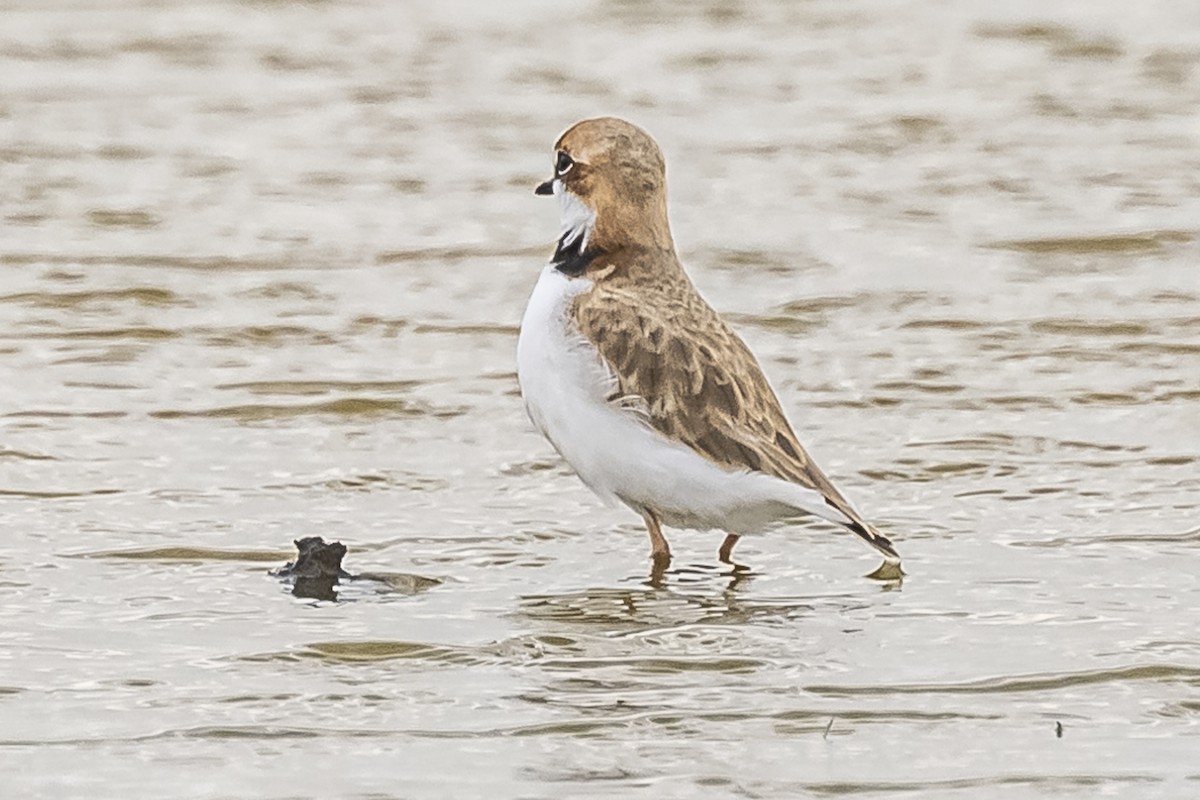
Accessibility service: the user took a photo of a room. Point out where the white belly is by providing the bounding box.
[516,265,840,534]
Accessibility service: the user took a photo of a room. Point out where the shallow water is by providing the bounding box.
[2,0,1199,797]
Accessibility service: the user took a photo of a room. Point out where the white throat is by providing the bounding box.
[554,179,596,251]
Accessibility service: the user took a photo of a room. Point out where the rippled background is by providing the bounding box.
[2,0,1199,796]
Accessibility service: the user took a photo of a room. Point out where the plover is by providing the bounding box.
[516,117,899,571]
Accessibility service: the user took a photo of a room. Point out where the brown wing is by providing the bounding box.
[573,279,898,559]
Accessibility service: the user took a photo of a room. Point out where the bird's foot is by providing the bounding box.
[647,549,671,587]
[717,533,740,564]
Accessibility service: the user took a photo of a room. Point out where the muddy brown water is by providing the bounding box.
[2,1,1199,797]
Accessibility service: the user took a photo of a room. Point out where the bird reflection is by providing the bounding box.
[865,559,905,588]
[645,559,753,593]
[517,558,778,632]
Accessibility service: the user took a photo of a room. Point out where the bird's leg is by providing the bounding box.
[718,533,740,563]
[642,510,671,567]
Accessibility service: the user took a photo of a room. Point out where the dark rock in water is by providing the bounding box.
[272,537,352,580]
[271,536,441,601]
[271,537,352,600]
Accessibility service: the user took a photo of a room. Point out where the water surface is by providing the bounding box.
[2,0,1199,797]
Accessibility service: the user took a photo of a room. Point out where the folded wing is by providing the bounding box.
[574,280,899,560]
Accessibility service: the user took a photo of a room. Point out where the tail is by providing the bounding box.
[845,519,901,562]
[771,479,902,562]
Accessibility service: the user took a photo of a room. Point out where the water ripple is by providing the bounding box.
[806,664,1200,696]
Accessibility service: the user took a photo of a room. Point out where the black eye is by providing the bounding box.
[555,151,574,176]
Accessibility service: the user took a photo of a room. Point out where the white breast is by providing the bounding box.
[516,265,843,535]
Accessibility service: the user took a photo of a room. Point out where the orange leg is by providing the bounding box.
[642,510,671,567]
[718,533,740,563]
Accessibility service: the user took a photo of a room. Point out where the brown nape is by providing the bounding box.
[555,117,675,255]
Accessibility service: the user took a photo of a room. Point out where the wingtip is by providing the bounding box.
[875,537,902,562]
[847,520,901,562]
[862,527,904,582]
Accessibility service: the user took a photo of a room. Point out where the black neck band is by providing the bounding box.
[551,233,599,277]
